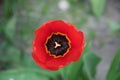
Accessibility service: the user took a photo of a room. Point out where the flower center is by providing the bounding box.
[54,41,61,48]
[45,32,71,58]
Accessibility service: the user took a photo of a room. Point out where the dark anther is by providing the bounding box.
[46,33,70,57]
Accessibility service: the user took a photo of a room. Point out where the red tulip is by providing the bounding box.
[32,20,84,71]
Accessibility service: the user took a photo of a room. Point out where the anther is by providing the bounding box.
[45,33,70,58]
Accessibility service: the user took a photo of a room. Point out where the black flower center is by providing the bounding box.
[45,33,70,58]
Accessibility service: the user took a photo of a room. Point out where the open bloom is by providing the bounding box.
[32,20,84,71]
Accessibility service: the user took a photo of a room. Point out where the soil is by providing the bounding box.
[89,0,120,80]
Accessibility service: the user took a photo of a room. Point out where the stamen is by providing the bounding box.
[45,32,71,58]
[55,42,61,48]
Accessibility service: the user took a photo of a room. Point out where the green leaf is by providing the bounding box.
[0,46,21,63]
[106,49,120,80]
[90,0,106,17]
[21,53,38,68]
[4,0,14,19]
[67,58,83,80]
[59,66,69,80]
[21,53,58,80]
[67,42,91,80]
[59,57,83,80]
[0,23,4,34]
[114,71,120,80]
[59,42,91,80]
[83,52,101,80]
[0,45,21,69]
[108,20,120,31]
[0,69,50,80]
[83,41,91,54]
[5,16,17,40]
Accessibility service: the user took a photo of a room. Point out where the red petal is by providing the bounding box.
[46,20,84,48]
[33,37,48,63]
[32,20,85,70]
[45,31,84,68]
[70,31,85,61]
[32,53,59,71]
[32,53,47,69]
[46,57,71,68]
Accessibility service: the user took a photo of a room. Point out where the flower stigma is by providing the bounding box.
[55,41,61,48]
[45,32,71,58]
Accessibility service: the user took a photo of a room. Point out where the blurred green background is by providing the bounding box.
[0,0,120,80]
